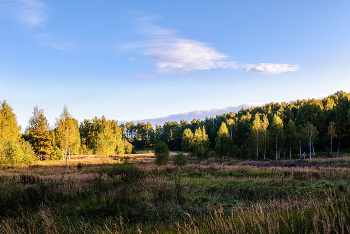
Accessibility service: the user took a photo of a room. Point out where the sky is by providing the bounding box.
[1,0,350,130]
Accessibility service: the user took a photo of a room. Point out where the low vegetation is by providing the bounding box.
[1,154,350,233]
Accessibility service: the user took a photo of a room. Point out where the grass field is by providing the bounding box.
[1,153,350,233]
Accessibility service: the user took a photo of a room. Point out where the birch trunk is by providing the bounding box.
[256,130,258,159]
[264,131,266,160]
[276,136,278,160]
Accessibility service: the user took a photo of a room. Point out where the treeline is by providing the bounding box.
[0,90,349,165]
[120,90,350,159]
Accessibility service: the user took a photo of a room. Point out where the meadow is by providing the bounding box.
[1,152,350,233]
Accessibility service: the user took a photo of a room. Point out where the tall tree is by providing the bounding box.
[261,114,269,160]
[79,119,93,155]
[215,122,231,158]
[251,114,262,159]
[182,128,194,153]
[226,118,235,140]
[0,100,21,142]
[27,106,52,160]
[270,114,284,160]
[0,101,35,166]
[55,106,81,159]
[302,122,319,159]
[326,121,337,156]
[284,120,298,159]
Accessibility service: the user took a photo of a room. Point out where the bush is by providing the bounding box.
[123,140,133,154]
[50,146,64,160]
[154,142,169,166]
[116,140,125,156]
[0,140,31,166]
[173,153,188,167]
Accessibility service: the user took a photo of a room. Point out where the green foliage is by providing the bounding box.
[123,140,133,154]
[19,139,36,164]
[50,146,64,160]
[181,128,193,152]
[154,141,169,165]
[55,106,81,155]
[215,122,232,158]
[173,153,188,166]
[0,100,21,142]
[76,162,83,170]
[27,106,52,159]
[0,140,24,166]
[116,139,125,156]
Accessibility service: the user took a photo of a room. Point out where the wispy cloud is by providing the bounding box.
[244,63,299,75]
[1,0,49,27]
[124,14,299,75]
[34,33,76,50]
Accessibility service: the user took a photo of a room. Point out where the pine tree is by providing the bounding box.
[27,106,52,160]
[79,119,93,155]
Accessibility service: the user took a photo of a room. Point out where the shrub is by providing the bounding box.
[76,162,83,170]
[173,153,188,167]
[123,140,133,154]
[50,146,64,160]
[154,142,169,166]
[0,140,27,166]
[116,140,125,156]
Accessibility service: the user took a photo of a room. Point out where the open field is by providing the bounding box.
[2,154,350,233]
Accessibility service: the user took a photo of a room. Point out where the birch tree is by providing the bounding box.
[261,114,269,160]
[226,118,235,140]
[302,122,319,159]
[284,120,298,159]
[270,114,284,160]
[326,122,337,156]
[251,114,261,159]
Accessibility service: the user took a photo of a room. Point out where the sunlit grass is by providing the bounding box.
[2,155,350,233]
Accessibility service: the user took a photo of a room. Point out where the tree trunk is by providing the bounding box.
[256,131,258,159]
[330,139,332,156]
[300,139,301,158]
[290,146,291,159]
[264,131,266,160]
[309,136,312,159]
[337,142,340,157]
[276,136,278,160]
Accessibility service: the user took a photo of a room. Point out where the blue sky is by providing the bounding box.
[1,0,350,130]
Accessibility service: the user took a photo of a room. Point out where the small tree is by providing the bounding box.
[154,141,169,165]
[173,153,188,167]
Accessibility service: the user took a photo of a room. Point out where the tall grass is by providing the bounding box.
[1,159,350,233]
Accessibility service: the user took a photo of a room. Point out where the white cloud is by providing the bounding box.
[125,15,299,75]
[147,38,228,73]
[1,0,49,27]
[244,63,299,75]
[34,33,76,50]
